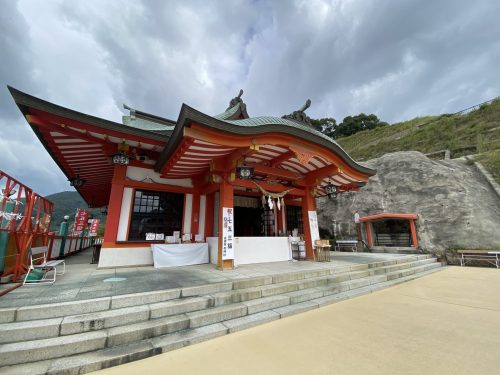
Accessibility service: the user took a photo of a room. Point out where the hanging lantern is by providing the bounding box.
[69,176,85,188]
[324,182,337,199]
[112,151,130,165]
[236,163,254,180]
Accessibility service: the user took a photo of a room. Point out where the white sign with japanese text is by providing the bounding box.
[308,211,320,243]
[222,207,234,260]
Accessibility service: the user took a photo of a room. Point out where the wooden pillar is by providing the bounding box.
[217,178,234,269]
[409,219,419,248]
[191,193,200,237]
[102,165,126,247]
[301,186,317,259]
[365,222,373,247]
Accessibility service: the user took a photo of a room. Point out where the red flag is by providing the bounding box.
[73,209,89,235]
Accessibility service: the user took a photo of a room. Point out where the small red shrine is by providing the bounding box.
[9,87,375,269]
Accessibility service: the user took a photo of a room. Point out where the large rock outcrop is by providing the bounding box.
[317,151,500,253]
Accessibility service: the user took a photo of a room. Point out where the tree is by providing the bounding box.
[335,113,388,138]
[311,113,388,139]
[310,117,337,138]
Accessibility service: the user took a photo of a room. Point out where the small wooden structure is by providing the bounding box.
[359,213,419,250]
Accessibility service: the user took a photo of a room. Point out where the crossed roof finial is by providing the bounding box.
[282,99,313,127]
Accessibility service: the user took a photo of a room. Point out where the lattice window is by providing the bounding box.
[128,189,184,241]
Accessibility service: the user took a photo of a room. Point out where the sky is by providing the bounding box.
[1,0,500,196]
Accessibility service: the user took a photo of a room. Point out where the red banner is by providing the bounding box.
[73,209,89,235]
[89,219,100,237]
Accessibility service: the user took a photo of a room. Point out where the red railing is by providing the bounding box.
[0,170,55,281]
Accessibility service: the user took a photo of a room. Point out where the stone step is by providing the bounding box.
[0,262,443,371]
[0,263,442,375]
[0,331,108,367]
[0,297,214,344]
[0,256,436,344]
[0,260,440,363]
[0,254,431,324]
[0,323,229,375]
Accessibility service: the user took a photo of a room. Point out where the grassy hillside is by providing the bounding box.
[45,191,107,232]
[337,98,500,183]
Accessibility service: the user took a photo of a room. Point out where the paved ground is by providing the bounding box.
[0,249,407,307]
[95,266,500,375]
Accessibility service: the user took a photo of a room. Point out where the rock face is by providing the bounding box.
[317,151,500,253]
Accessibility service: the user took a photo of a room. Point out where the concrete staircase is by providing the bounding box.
[0,255,443,374]
[371,246,421,254]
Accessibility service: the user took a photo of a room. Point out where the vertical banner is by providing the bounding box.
[73,209,89,235]
[89,219,100,237]
[308,211,320,243]
[222,207,234,260]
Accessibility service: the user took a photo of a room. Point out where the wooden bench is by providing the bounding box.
[334,240,358,252]
[23,246,66,285]
[458,250,499,269]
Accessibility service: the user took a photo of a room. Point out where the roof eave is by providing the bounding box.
[155,104,376,177]
[8,86,170,143]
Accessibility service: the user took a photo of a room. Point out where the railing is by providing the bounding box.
[45,233,102,260]
[0,228,102,281]
[416,96,499,129]
[0,170,54,281]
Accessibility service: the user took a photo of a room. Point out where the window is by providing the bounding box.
[128,189,184,241]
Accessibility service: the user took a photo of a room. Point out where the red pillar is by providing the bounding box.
[217,178,234,269]
[365,222,373,247]
[409,219,419,248]
[301,186,317,259]
[103,166,126,247]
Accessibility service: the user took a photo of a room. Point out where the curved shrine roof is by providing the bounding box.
[155,103,375,178]
[9,85,375,204]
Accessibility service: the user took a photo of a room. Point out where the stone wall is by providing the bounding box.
[317,151,500,254]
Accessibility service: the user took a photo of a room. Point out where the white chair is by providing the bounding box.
[23,246,65,285]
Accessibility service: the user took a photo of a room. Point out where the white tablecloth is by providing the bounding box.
[151,243,209,268]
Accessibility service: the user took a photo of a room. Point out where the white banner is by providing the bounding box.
[151,243,209,268]
[222,207,234,260]
[308,211,320,243]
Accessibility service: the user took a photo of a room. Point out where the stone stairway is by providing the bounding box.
[0,255,443,374]
[371,246,420,254]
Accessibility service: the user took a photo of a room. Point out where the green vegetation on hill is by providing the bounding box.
[475,150,500,183]
[335,99,500,183]
[45,191,107,232]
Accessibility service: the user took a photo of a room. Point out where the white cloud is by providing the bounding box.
[1,0,500,195]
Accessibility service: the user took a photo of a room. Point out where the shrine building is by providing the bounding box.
[9,87,375,269]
